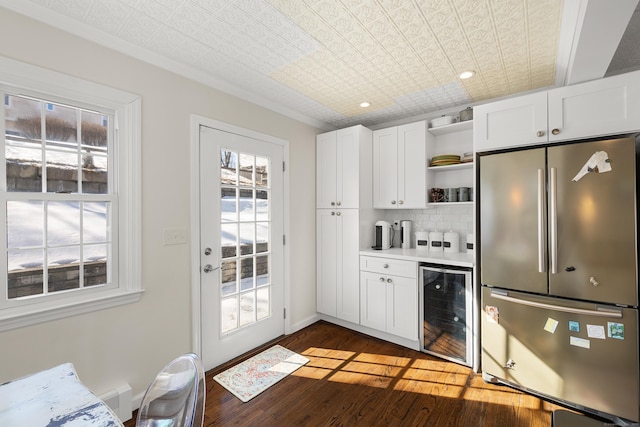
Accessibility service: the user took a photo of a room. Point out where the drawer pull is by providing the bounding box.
[383,264,389,268]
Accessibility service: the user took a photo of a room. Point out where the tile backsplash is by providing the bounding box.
[380,205,474,249]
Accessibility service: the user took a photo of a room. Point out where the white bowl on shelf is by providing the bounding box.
[430,115,454,128]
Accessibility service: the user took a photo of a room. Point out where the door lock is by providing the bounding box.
[204,247,212,256]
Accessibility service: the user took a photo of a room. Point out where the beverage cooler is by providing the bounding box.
[419,263,475,368]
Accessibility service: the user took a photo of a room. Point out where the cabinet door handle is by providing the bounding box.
[336,212,341,216]
[386,278,393,283]
[551,128,560,135]
[391,200,396,205]
[331,212,335,216]
[537,130,545,137]
[398,200,404,205]
[379,277,385,282]
[383,264,389,268]
[336,201,341,206]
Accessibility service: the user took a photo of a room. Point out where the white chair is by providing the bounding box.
[136,353,206,427]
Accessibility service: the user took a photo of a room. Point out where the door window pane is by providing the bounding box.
[221,295,238,334]
[239,223,254,255]
[256,223,268,253]
[221,188,237,222]
[240,257,254,291]
[239,153,254,185]
[257,287,269,320]
[239,291,255,327]
[255,156,268,188]
[221,259,237,296]
[220,150,237,185]
[256,190,269,221]
[239,189,254,221]
[221,223,237,258]
[256,255,269,287]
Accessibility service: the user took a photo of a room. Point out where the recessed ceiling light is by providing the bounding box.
[360,101,370,108]
[459,70,475,79]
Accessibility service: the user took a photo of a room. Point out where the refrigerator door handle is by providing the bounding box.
[491,290,623,318]
[537,168,546,273]
[549,167,558,274]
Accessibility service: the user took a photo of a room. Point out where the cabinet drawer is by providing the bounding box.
[360,256,417,278]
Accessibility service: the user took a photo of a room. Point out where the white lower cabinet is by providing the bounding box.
[360,256,418,340]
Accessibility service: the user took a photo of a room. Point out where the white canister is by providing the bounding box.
[415,231,429,251]
[466,234,475,255]
[443,231,460,253]
[428,231,443,252]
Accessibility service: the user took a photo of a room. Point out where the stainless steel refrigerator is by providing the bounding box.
[478,135,640,423]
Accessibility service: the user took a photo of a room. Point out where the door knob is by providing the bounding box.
[203,264,217,273]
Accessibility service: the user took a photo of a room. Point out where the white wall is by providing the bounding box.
[0,7,318,405]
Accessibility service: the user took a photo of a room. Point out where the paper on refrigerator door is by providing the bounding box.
[572,151,612,181]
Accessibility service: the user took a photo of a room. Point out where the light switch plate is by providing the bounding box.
[163,227,187,245]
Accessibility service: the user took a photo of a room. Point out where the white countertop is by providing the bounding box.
[360,247,475,268]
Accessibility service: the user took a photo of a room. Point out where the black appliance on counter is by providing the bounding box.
[419,263,476,369]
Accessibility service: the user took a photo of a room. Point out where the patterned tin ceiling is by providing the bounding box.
[2,0,639,129]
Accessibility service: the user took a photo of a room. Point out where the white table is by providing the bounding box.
[0,363,123,426]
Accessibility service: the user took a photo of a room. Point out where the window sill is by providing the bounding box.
[0,289,144,332]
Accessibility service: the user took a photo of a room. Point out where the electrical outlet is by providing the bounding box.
[163,227,187,245]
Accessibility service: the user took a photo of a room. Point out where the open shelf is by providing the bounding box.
[428,162,473,172]
[427,201,474,206]
[428,120,473,136]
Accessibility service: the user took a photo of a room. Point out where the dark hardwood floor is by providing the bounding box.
[127,321,563,426]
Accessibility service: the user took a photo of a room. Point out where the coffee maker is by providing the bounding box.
[373,221,392,250]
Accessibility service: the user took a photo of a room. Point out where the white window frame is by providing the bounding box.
[0,56,142,332]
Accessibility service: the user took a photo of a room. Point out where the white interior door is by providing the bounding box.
[199,125,285,369]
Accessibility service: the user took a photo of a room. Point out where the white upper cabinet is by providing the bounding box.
[474,70,640,152]
[373,120,427,209]
[473,92,548,152]
[317,125,370,209]
[548,71,640,142]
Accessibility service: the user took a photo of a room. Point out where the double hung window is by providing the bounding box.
[0,57,141,330]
